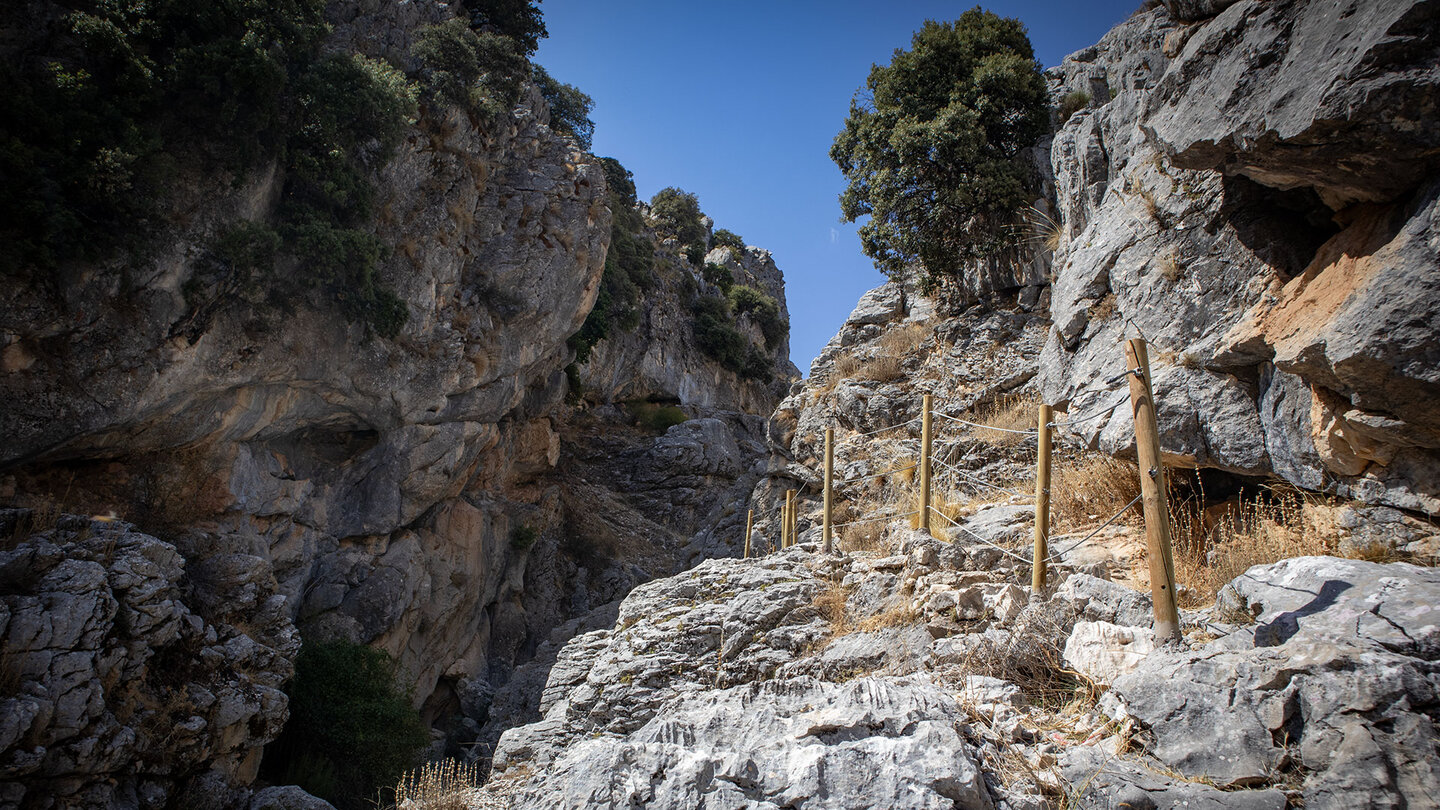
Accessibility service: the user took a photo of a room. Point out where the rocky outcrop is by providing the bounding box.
[577,242,797,414]
[0,0,797,803]
[1039,0,1440,516]
[0,512,299,809]
[1104,556,1440,806]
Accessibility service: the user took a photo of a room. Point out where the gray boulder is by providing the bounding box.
[1107,557,1440,806]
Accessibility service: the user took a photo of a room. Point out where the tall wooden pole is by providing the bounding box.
[1126,338,1182,645]
[744,509,753,559]
[789,488,800,546]
[1032,403,1054,594]
[822,428,834,554]
[919,394,933,532]
[784,489,797,548]
[783,492,794,547]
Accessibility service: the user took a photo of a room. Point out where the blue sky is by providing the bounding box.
[534,1,1142,374]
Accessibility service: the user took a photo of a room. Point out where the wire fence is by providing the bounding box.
[746,337,1183,643]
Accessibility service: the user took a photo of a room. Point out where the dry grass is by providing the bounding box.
[1087,293,1117,324]
[813,582,854,638]
[968,392,1041,447]
[855,601,920,633]
[878,321,931,358]
[1158,251,1184,282]
[393,759,481,810]
[830,352,906,386]
[1170,487,1338,606]
[1050,454,1143,532]
[840,521,886,554]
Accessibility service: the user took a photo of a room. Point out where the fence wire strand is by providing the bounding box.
[1045,494,1143,562]
[927,507,1035,564]
[830,509,921,530]
[1048,394,1128,431]
[929,456,1025,497]
[845,417,921,439]
[832,463,917,486]
[932,411,1039,435]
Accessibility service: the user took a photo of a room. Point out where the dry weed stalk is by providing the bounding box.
[393,759,480,810]
[969,392,1040,447]
[1170,486,1339,606]
[1050,454,1143,531]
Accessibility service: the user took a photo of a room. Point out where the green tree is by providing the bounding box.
[532,65,594,149]
[263,640,429,810]
[411,19,526,118]
[711,228,746,252]
[568,157,654,365]
[830,8,1048,286]
[649,187,706,251]
[459,0,547,56]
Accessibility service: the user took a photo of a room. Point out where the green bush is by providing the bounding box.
[650,187,707,251]
[627,402,689,433]
[510,524,538,550]
[831,9,1048,286]
[702,263,734,293]
[263,640,429,810]
[533,65,594,149]
[569,157,654,363]
[411,20,525,119]
[711,228,745,253]
[459,0,547,56]
[0,0,328,273]
[1057,90,1091,124]
[728,285,786,348]
[0,0,415,338]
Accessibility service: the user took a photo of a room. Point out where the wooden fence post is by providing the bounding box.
[822,428,834,554]
[1126,338,1182,645]
[744,509,753,559]
[789,488,800,546]
[784,489,796,548]
[779,493,790,549]
[1032,403,1054,594]
[919,393,933,533]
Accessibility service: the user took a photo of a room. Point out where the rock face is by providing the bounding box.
[0,513,299,808]
[577,243,797,414]
[1040,0,1440,516]
[1106,556,1440,806]
[0,0,795,803]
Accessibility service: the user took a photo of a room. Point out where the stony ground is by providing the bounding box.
[473,499,1440,809]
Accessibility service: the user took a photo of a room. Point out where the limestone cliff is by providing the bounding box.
[1041,0,1440,516]
[0,1,795,806]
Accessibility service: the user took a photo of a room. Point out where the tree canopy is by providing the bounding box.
[830,8,1048,287]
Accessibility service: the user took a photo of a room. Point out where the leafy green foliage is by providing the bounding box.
[649,187,707,253]
[702,262,734,293]
[711,228,746,253]
[569,157,654,364]
[0,0,329,273]
[0,0,415,337]
[728,285,786,348]
[532,65,594,149]
[691,293,773,382]
[510,524,538,550]
[627,401,688,433]
[459,0,547,56]
[831,9,1048,286]
[264,640,429,810]
[1057,89,1091,124]
[411,20,525,119]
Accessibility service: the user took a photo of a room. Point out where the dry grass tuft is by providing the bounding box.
[968,392,1041,447]
[1087,293,1117,324]
[840,521,885,554]
[1050,454,1143,532]
[1170,487,1338,606]
[393,759,481,810]
[829,352,905,387]
[813,582,854,638]
[855,601,920,633]
[878,321,931,358]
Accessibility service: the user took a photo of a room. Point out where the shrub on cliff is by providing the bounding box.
[263,640,429,810]
[831,9,1048,287]
[728,285,786,348]
[459,0,547,56]
[411,19,526,118]
[711,228,746,253]
[568,157,654,365]
[650,187,707,258]
[533,65,595,149]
